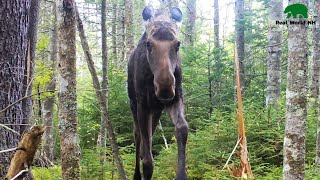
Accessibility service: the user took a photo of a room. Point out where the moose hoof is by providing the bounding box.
[133,171,142,180]
[176,172,187,180]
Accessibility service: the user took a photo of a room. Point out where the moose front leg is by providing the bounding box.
[167,99,188,180]
[137,104,154,180]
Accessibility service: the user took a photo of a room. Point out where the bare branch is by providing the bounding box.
[11,167,29,180]
[0,147,17,154]
[0,90,56,115]
[0,124,20,135]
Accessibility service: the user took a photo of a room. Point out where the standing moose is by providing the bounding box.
[127,6,188,180]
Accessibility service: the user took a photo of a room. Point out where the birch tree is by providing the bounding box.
[314,0,320,169]
[185,0,196,46]
[43,1,58,163]
[266,0,283,116]
[283,0,308,179]
[56,0,81,179]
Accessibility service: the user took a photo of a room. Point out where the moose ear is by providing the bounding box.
[142,6,154,21]
[170,7,182,22]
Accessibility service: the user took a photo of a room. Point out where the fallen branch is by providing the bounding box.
[222,137,242,170]
[10,168,29,180]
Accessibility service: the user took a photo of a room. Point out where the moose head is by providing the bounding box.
[142,6,183,102]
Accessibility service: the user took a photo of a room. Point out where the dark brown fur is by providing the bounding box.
[128,9,188,180]
[6,126,46,180]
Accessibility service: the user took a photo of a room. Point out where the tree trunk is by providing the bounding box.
[125,0,134,58]
[185,0,196,46]
[314,0,320,169]
[22,0,41,135]
[235,0,245,95]
[112,0,118,59]
[43,2,58,163]
[120,4,126,66]
[98,0,108,177]
[76,8,128,180]
[56,0,81,179]
[310,2,320,102]
[0,0,31,178]
[160,0,179,15]
[266,0,283,121]
[283,1,308,179]
[214,0,219,48]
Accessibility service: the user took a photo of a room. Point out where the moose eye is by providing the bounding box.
[175,41,181,52]
[146,41,152,52]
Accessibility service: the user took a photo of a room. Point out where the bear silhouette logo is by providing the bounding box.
[284,3,308,19]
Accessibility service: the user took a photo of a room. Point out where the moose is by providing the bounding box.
[127,6,188,180]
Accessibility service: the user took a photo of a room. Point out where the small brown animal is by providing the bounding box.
[6,126,46,180]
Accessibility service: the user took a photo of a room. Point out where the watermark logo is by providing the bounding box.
[276,3,316,26]
[284,3,308,19]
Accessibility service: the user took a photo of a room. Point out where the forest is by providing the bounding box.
[0,0,319,179]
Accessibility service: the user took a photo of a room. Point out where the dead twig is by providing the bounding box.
[0,90,56,115]
[0,147,17,154]
[222,137,242,170]
[0,124,20,135]
[10,167,29,180]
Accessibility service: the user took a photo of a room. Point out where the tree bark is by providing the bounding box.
[56,0,81,179]
[283,1,308,179]
[76,8,128,180]
[310,2,320,102]
[185,0,196,46]
[314,0,320,169]
[235,0,245,95]
[160,0,179,15]
[214,0,219,48]
[43,1,58,163]
[120,4,126,66]
[112,0,118,59]
[98,0,108,177]
[22,0,41,136]
[125,0,134,58]
[0,0,31,178]
[266,0,283,121]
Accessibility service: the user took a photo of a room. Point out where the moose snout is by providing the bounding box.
[154,77,176,102]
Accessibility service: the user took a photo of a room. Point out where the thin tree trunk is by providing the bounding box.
[310,2,320,102]
[283,1,308,179]
[76,8,128,180]
[43,2,58,163]
[56,0,81,179]
[231,44,253,179]
[210,0,220,115]
[185,0,196,46]
[314,0,320,169]
[112,0,118,59]
[125,0,134,58]
[121,8,126,66]
[98,0,108,177]
[235,0,245,95]
[22,0,41,135]
[214,0,219,48]
[266,0,283,122]
[0,0,31,178]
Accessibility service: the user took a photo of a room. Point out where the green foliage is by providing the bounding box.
[33,166,62,180]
